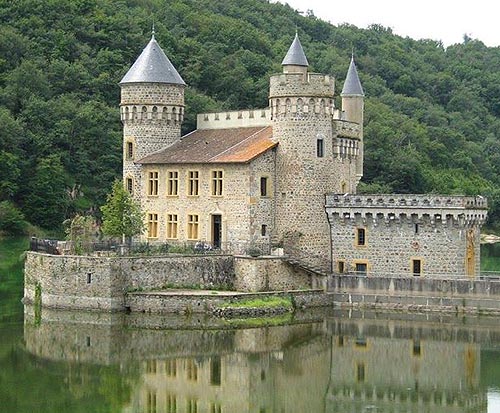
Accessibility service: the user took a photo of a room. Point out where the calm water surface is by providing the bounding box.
[2,237,500,413]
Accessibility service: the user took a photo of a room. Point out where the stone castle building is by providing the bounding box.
[120,33,488,278]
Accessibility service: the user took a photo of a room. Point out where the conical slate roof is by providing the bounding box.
[281,33,309,67]
[120,35,185,85]
[341,56,364,96]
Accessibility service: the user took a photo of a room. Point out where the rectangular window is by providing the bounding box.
[167,171,179,196]
[187,215,199,240]
[166,394,177,413]
[337,260,345,274]
[126,177,133,195]
[166,214,178,239]
[148,171,159,196]
[211,170,223,196]
[356,228,366,246]
[148,213,158,238]
[412,259,422,276]
[261,224,267,237]
[414,223,419,234]
[188,170,199,196]
[355,263,367,275]
[260,176,268,197]
[126,141,133,160]
[317,138,324,157]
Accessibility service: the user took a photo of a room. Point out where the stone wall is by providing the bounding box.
[328,274,500,314]
[326,194,487,277]
[233,256,311,292]
[196,108,271,129]
[24,252,235,312]
[139,152,276,250]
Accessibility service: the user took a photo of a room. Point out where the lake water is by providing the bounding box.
[2,237,500,413]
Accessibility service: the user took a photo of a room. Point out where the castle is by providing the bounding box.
[120,32,488,278]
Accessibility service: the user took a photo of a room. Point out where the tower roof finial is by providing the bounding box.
[152,21,155,38]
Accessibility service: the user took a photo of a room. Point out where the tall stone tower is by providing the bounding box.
[269,34,361,271]
[341,56,365,183]
[120,34,186,197]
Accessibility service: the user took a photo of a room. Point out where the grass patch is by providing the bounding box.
[218,295,293,310]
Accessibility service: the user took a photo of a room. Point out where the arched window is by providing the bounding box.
[309,98,315,113]
[152,106,158,119]
[285,98,291,114]
[297,98,303,114]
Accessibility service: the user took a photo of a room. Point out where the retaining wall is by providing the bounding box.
[328,274,500,314]
[24,252,235,311]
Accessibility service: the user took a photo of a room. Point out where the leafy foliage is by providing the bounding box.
[101,180,144,241]
[0,0,498,230]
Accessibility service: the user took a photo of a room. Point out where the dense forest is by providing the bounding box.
[0,0,499,234]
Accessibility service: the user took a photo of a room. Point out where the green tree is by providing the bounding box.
[23,154,68,230]
[64,214,97,255]
[100,180,144,244]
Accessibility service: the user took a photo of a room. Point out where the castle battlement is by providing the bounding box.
[326,194,488,226]
[333,120,360,139]
[269,72,334,99]
[196,108,271,129]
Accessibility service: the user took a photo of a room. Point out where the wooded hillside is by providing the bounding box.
[0,0,499,232]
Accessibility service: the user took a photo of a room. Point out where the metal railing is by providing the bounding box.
[29,238,272,257]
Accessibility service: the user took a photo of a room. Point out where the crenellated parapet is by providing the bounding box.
[196,108,271,129]
[269,73,335,119]
[325,194,488,227]
[333,120,360,138]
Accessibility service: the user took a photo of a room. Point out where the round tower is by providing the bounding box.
[120,34,186,198]
[341,55,365,183]
[269,34,339,270]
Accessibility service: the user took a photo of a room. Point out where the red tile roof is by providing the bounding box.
[138,126,275,164]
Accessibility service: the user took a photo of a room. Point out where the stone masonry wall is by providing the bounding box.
[139,153,276,252]
[233,256,311,292]
[121,83,184,200]
[24,252,234,312]
[326,194,487,277]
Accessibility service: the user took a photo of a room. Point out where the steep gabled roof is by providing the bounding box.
[138,126,276,164]
[120,35,185,85]
[282,33,309,67]
[341,56,364,96]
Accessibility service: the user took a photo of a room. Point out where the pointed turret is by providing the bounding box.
[120,34,186,200]
[281,33,309,75]
[120,35,185,85]
[341,55,365,183]
[341,55,364,96]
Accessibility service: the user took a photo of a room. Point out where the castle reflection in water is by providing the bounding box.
[24,308,493,413]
